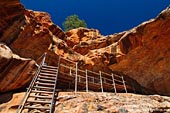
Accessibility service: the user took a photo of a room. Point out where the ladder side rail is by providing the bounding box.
[16,53,46,113]
[50,56,61,113]
[41,52,47,66]
[16,63,43,113]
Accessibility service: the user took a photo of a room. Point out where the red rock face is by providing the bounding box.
[0,0,25,45]
[0,43,36,92]
[109,8,170,95]
[0,0,170,95]
[64,8,170,95]
[10,10,66,61]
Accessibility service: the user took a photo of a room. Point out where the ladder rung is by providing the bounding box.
[24,106,50,110]
[33,86,54,90]
[42,65,58,69]
[26,100,51,104]
[37,78,55,83]
[31,90,53,94]
[38,75,56,80]
[40,73,57,76]
[35,82,55,86]
[40,70,57,74]
[29,95,52,99]
[41,67,58,71]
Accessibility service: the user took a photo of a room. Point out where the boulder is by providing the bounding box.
[0,43,36,92]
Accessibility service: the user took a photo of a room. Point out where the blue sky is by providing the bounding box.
[20,0,169,35]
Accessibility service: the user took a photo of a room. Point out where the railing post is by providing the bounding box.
[75,62,78,94]
[111,74,117,94]
[42,52,47,65]
[85,69,88,92]
[99,71,104,93]
[122,76,127,93]
[69,66,72,76]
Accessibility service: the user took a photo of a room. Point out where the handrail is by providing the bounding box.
[17,53,129,113]
[59,56,128,93]
[60,63,124,83]
[60,63,99,76]
[102,71,122,79]
[101,71,112,76]
[87,69,100,76]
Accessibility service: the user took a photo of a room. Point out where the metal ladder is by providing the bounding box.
[17,53,60,113]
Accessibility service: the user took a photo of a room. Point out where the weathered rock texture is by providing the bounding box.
[0,0,170,96]
[64,8,170,95]
[0,92,170,113]
[0,43,36,92]
[0,0,25,45]
[0,0,66,92]
[109,8,170,95]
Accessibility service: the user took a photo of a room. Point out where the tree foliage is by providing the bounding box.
[62,14,87,31]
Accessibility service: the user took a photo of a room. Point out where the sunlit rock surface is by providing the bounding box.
[0,43,36,92]
[0,0,170,96]
[109,7,170,95]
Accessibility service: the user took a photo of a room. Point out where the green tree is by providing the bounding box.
[62,14,87,31]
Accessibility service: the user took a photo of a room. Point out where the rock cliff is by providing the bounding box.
[64,8,170,95]
[0,0,170,97]
[109,7,170,95]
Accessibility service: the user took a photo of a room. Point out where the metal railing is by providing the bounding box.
[17,52,130,113]
[58,56,128,93]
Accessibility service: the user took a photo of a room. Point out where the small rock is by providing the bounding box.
[150,95,164,102]
[97,105,105,111]
[118,107,128,113]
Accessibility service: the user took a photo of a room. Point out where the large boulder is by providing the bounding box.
[0,43,36,92]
